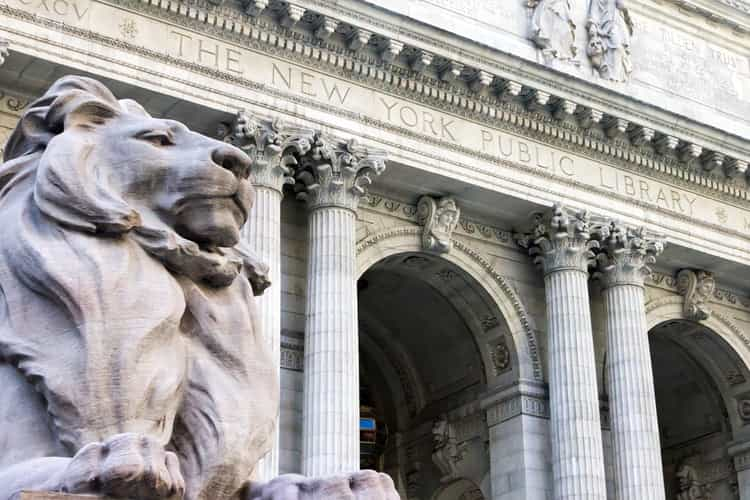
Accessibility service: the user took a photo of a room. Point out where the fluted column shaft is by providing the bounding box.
[517,205,606,500]
[545,268,607,500]
[302,206,359,476]
[603,284,664,499]
[243,185,283,481]
[294,135,386,477]
[595,222,665,500]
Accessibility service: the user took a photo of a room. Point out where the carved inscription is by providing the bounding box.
[4,0,747,237]
[13,0,89,20]
[632,17,750,114]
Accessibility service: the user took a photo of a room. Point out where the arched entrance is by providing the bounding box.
[357,250,515,499]
[650,318,750,498]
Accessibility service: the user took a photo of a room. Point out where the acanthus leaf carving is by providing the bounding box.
[416,195,460,254]
[289,134,387,211]
[586,0,634,82]
[219,111,299,193]
[591,220,666,287]
[676,269,716,321]
[514,203,598,275]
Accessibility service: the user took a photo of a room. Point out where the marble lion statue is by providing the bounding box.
[0,76,398,500]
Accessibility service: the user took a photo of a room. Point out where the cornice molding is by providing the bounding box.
[27,0,749,202]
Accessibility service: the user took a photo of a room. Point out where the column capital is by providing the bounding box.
[0,37,8,66]
[291,134,387,212]
[592,221,666,288]
[515,203,598,275]
[221,111,311,193]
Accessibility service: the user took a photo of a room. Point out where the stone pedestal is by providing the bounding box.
[294,137,386,477]
[517,205,607,500]
[595,222,665,500]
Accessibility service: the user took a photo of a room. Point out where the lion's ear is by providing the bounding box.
[34,132,141,234]
[62,99,119,130]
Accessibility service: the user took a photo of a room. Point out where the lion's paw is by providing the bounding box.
[61,433,185,499]
[247,470,400,500]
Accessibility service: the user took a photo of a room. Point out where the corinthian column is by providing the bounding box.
[223,113,312,481]
[516,204,606,500]
[593,222,666,500]
[292,135,386,477]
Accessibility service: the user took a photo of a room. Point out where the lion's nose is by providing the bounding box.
[212,144,251,180]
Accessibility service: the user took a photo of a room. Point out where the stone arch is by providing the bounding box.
[645,295,750,434]
[356,225,543,384]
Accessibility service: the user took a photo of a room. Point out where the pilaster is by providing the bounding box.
[592,221,666,500]
[292,135,386,477]
[482,382,551,500]
[516,203,606,500]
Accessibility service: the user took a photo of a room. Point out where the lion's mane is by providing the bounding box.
[0,77,276,498]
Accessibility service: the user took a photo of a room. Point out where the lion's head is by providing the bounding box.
[1,76,268,289]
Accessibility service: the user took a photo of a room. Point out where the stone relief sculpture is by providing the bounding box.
[675,464,708,500]
[586,0,634,81]
[416,196,460,254]
[676,269,716,321]
[431,415,466,483]
[0,76,398,500]
[527,0,579,64]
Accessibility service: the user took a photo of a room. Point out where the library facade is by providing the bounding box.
[3,0,750,498]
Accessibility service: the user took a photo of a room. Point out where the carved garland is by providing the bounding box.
[355,225,543,380]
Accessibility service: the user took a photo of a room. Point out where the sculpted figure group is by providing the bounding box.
[527,0,633,81]
[0,76,398,500]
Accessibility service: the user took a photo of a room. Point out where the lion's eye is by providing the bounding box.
[136,131,174,147]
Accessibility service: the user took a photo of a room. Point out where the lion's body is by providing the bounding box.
[0,77,278,500]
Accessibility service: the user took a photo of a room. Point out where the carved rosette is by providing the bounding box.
[592,221,665,288]
[416,195,460,253]
[291,134,387,212]
[0,38,8,66]
[515,203,599,275]
[221,111,313,193]
[676,269,716,321]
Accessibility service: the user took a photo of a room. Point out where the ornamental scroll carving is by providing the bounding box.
[416,196,460,254]
[676,269,716,321]
[586,0,634,81]
[526,0,579,64]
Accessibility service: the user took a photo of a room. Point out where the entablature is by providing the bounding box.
[44,0,750,201]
